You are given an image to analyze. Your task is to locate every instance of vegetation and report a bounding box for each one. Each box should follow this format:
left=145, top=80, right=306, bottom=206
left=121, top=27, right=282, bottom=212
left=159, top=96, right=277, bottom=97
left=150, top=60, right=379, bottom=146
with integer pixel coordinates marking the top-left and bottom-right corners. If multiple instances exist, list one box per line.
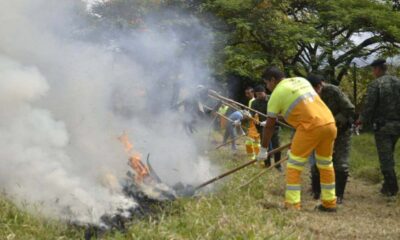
left=2, top=1, right=400, bottom=239
left=1, top=131, right=399, bottom=239
left=202, top=0, right=400, bottom=85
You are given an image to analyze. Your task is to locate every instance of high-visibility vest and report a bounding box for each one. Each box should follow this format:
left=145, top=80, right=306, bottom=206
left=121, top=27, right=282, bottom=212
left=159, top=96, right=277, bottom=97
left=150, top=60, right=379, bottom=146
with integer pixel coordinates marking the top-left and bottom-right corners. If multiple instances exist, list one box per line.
left=247, top=98, right=259, bottom=139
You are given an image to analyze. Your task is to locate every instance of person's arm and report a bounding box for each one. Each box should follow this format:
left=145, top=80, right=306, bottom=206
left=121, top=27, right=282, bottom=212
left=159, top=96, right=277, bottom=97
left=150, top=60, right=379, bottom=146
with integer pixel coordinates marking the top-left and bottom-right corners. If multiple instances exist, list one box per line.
left=360, top=81, right=379, bottom=127
left=335, top=87, right=356, bottom=128
left=262, top=117, right=277, bottom=148
left=259, top=90, right=281, bottom=154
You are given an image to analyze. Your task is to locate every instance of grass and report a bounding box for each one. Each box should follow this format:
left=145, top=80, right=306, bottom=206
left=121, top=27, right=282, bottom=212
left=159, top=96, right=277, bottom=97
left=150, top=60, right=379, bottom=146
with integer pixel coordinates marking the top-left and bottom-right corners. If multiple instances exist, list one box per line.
left=1, top=130, right=400, bottom=239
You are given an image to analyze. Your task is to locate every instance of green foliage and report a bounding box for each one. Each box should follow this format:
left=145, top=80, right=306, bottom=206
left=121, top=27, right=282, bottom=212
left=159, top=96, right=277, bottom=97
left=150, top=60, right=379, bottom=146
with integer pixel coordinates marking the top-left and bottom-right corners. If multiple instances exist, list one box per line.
left=203, top=0, right=400, bottom=86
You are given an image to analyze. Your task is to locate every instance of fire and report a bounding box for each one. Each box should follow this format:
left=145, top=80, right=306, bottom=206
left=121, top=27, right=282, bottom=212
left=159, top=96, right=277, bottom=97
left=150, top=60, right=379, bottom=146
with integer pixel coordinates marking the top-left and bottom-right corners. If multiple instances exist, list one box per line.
left=118, top=133, right=149, bottom=183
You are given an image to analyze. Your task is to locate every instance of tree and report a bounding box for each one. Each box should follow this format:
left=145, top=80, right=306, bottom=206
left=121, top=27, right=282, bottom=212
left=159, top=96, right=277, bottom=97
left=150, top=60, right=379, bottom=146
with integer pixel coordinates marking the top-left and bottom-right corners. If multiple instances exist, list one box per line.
left=203, top=0, right=400, bottom=84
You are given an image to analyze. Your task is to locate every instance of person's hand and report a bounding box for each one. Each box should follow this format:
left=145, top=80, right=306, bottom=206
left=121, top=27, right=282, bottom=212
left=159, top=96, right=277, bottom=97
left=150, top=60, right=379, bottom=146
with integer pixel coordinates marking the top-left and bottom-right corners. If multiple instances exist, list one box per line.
left=233, top=120, right=241, bottom=127
left=256, top=147, right=269, bottom=161
left=335, top=113, right=348, bottom=128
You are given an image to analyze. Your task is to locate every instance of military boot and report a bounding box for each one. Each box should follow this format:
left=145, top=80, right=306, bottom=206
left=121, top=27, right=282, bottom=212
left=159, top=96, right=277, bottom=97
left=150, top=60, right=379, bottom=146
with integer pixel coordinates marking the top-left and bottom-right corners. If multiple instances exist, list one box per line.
left=381, top=170, right=399, bottom=197
left=335, top=171, right=348, bottom=204
left=310, top=165, right=321, bottom=200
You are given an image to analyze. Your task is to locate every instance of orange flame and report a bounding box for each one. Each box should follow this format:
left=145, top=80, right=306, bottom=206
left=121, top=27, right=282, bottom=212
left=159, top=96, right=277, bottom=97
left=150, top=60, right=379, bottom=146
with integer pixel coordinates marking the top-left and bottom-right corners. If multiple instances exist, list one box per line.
left=119, top=133, right=149, bottom=183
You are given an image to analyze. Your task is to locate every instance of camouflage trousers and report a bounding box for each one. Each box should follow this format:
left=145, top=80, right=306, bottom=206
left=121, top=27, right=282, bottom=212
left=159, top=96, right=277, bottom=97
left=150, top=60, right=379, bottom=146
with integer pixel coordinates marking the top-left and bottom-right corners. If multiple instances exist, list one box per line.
left=331, top=128, right=351, bottom=173
left=374, top=132, right=400, bottom=172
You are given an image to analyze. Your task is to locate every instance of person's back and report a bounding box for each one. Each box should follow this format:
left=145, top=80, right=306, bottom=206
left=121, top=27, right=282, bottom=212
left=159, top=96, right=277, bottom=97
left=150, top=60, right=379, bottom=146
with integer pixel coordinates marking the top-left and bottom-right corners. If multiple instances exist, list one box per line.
left=268, top=77, right=334, bottom=130
left=228, top=110, right=243, bottom=122
left=320, top=84, right=355, bottom=125
left=365, top=75, right=400, bottom=128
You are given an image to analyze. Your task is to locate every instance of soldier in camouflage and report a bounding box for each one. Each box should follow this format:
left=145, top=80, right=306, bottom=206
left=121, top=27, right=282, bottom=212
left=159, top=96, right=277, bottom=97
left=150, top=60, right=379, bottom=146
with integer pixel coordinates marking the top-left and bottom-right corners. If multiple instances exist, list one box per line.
left=360, top=59, right=400, bottom=197
left=307, top=74, right=355, bottom=204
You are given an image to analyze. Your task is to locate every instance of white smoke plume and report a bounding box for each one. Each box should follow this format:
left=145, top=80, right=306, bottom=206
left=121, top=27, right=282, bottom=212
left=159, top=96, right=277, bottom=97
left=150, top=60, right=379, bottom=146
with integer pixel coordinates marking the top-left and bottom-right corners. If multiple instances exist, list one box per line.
left=0, top=0, right=216, bottom=224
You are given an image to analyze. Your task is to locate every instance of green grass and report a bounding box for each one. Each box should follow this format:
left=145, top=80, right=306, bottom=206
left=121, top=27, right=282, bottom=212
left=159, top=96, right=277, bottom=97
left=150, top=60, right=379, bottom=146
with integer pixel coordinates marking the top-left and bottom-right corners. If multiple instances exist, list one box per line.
left=349, top=133, right=400, bottom=183
left=1, top=131, right=400, bottom=239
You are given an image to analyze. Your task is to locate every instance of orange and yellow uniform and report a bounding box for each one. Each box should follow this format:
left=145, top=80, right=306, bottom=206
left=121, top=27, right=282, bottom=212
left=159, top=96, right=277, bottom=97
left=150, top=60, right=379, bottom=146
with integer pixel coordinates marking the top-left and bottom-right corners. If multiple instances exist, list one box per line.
left=245, top=98, right=260, bottom=159
left=268, top=77, right=337, bottom=209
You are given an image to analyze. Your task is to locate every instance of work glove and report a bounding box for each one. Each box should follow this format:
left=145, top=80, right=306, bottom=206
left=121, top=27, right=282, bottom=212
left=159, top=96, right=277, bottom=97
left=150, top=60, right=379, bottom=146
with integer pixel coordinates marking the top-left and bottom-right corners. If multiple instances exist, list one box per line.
left=256, top=147, right=269, bottom=161
left=233, top=120, right=241, bottom=127
left=259, top=121, right=266, bottom=127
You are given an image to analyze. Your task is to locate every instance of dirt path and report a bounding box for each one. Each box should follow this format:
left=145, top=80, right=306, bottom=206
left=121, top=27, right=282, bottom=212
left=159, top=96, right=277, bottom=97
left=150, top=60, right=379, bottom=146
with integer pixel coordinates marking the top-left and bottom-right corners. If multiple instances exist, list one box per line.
left=261, top=171, right=400, bottom=239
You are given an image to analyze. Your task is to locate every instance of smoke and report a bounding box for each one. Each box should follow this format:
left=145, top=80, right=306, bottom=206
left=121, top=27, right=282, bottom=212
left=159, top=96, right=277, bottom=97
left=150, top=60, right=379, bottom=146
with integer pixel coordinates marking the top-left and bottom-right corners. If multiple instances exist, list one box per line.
left=0, top=0, right=216, bottom=224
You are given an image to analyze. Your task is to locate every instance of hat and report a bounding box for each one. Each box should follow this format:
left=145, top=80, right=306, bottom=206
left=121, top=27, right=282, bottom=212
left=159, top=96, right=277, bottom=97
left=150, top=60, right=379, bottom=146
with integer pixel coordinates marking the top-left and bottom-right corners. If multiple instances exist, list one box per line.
left=370, top=58, right=386, bottom=67
left=306, top=74, right=324, bottom=87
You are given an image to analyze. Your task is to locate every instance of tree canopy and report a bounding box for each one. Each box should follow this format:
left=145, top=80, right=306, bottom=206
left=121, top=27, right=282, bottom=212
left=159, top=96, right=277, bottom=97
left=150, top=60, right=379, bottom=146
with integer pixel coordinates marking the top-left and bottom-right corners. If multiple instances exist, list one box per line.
left=203, top=0, right=400, bottom=84
left=91, top=0, right=400, bottom=88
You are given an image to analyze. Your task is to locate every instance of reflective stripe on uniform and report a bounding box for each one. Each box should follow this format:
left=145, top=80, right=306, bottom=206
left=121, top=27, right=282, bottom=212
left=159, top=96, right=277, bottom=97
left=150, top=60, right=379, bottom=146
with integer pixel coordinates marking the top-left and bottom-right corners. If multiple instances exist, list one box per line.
left=321, top=183, right=335, bottom=190
left=286, top=185, right=301, bottom=191
left=316, top=159, right=331, bottom=166
left=287, top=152, right=307, bottom=170
left=284, top=92, right=317, bottom=119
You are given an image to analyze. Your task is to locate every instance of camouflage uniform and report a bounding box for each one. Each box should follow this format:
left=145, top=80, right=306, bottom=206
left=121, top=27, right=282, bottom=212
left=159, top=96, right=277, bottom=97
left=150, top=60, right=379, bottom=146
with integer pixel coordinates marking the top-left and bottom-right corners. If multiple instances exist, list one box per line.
left=361, top=74, right=400, bottom=196
left=311, top=83, right=355, bottom=201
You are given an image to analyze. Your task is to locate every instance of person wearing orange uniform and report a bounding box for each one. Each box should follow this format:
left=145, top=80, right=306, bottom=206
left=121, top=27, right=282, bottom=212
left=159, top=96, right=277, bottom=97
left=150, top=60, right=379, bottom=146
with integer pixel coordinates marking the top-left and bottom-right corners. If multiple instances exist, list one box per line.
left=257, top=67, right=337, bottom=212
left=244, top=87, right=260, bottom=160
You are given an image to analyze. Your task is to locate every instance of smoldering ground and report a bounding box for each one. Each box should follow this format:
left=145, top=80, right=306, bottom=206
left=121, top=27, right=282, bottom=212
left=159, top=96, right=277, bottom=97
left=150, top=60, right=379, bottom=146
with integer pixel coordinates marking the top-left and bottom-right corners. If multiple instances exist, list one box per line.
left=0, top=0, right=217, bottom=225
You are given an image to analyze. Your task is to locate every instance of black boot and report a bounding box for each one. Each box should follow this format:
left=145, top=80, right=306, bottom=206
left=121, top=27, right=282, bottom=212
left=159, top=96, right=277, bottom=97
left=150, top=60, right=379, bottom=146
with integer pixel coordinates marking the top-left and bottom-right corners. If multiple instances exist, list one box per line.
left=335, top=171, right=348, bottom=204
left=264, top=156, right=272, bottom=168
left=310, top=165, right=321, bottom=200
left=381, top=170, right=399, bottom=196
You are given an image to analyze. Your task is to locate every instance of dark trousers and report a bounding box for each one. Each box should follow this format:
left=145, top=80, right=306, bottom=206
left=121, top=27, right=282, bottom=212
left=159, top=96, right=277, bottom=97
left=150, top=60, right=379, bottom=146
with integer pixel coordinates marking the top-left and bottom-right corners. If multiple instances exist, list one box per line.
left=223, top=123, right=238, bottom=150
left=374, top=133, right=400, bottom=172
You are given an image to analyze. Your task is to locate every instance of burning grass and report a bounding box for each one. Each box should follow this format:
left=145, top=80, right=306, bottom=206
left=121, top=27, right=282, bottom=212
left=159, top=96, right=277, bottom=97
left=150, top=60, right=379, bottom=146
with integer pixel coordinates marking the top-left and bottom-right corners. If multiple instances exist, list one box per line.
left=1, top=131, right=400, bottom=239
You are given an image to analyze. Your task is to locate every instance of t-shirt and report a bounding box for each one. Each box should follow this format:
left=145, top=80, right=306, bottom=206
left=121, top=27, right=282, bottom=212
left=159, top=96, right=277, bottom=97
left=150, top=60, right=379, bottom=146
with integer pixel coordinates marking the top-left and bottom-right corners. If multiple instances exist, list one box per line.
left=228, top=111, right=243, bottom=122
left=251, top=97, right=268, bottom=122
left=267, top=77, right=334, bottom=130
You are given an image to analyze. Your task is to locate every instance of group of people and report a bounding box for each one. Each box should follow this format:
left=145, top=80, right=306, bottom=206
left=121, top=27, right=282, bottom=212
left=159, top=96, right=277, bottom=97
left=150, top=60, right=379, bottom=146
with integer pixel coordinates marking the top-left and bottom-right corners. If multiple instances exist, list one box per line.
left=217, top=58, right=400, bottom=212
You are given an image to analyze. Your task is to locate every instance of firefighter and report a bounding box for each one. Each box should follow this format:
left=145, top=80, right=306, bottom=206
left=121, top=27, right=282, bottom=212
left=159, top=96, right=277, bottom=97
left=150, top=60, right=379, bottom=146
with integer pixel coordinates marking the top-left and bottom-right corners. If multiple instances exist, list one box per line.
left=257, top=67, right=337, bottom=212
left=244, top=86, right=260, bottom=160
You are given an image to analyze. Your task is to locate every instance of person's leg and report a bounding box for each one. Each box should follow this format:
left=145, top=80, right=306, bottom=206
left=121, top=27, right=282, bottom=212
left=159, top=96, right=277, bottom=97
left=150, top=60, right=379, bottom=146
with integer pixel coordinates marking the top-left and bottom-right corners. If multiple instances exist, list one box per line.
left=222, top=124, right=231, bottom=144
left=315, top=123, right=337, bottom=210
left=231, top=126, right=238, bottom=151
left=245, top=138, right=255, bottom=159
left=253, top=136, right=260, bottom=155
left=310, top=163, right=321, bottom=200
left=375, top=133, right=399, bottom=196
left=333, top=129, right=351, bottom=203
left=285, top=128, right=318, bottom=209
